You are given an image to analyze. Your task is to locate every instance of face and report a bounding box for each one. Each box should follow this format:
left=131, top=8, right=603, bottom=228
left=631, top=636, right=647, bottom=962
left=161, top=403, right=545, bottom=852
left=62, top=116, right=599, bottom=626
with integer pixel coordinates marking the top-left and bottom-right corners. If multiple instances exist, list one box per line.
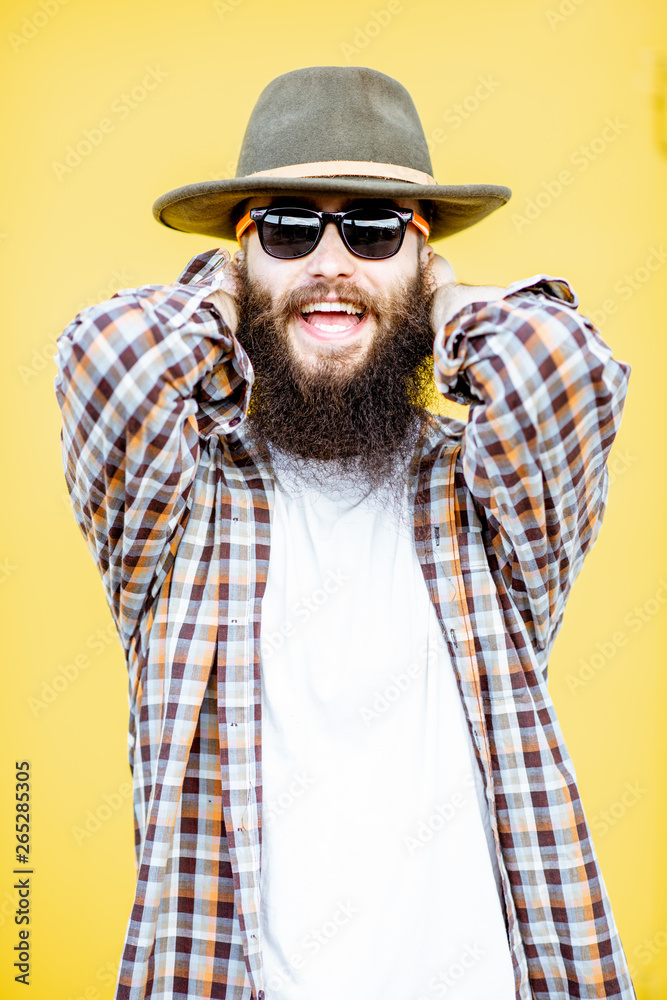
left=233, top=193, right=438, bottom=495
left=240, top=194, right=434, bottom=372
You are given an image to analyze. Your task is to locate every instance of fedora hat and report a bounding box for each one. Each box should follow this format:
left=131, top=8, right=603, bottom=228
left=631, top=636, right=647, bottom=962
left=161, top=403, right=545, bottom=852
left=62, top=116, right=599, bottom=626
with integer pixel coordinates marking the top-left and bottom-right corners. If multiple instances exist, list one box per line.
left=152, top=66, right=511, bottom=243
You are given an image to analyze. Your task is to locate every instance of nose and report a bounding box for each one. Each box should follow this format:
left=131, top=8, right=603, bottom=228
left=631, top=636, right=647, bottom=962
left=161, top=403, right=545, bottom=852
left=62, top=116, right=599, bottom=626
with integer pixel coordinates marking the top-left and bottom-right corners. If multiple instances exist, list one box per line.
left=304, top=221, right=356, bottom=280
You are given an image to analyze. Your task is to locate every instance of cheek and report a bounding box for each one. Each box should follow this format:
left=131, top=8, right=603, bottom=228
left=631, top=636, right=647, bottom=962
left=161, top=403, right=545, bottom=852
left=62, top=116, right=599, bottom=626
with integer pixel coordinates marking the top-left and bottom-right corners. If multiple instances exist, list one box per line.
left=245, top=236, right=264, bottom=278
left=363, top=263, right=413, bottom=300
left=246, top=239, right=303, bottom=297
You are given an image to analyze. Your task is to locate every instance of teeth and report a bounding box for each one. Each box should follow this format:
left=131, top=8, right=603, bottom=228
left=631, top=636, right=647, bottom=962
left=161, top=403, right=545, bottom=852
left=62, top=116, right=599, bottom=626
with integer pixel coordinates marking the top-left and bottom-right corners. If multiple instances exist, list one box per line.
left=301, top=301, right=363, bottom=315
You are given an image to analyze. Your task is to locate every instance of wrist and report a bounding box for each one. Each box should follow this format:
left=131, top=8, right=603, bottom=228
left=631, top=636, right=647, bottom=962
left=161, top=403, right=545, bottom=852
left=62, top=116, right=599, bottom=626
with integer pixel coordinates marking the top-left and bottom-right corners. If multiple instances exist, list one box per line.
left=431, top=283, right=507, bottom=330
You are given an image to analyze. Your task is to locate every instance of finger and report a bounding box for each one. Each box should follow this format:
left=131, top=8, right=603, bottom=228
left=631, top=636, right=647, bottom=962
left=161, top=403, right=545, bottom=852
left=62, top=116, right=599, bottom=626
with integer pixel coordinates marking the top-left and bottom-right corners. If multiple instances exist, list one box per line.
left=227, top=253, right=245, bottom=285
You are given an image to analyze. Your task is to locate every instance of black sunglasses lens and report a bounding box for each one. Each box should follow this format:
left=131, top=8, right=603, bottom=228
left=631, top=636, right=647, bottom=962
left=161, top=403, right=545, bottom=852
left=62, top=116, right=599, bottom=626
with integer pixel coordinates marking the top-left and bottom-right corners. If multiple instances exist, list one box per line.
left=341, top=210, right=404, bottom=258
left=261, top=208, right=321, bottom=258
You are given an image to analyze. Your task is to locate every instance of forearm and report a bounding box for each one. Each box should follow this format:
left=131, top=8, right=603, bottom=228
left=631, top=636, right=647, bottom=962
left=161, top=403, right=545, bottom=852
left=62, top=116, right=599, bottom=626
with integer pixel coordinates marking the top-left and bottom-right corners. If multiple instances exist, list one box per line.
left=53, top=248, right=252, bottom=644
left=432, top=277, right=631, bottom=647
left=433, top=279, right=630, bottom=457
left=55, top=278, right=250, bottom=440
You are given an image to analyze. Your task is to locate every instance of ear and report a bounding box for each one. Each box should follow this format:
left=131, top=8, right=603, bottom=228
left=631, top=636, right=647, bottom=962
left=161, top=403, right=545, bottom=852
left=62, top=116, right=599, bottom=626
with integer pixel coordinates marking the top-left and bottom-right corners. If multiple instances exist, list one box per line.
left=419, top=242, right=435, bottom=270
left=232, top=247, right=248, bottom=275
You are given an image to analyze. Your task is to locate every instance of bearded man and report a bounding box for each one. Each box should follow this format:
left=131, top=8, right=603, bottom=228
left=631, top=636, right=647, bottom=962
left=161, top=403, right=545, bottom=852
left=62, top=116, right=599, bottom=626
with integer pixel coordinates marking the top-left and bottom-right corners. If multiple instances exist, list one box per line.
left=55, top=66, right=636, bottom=1000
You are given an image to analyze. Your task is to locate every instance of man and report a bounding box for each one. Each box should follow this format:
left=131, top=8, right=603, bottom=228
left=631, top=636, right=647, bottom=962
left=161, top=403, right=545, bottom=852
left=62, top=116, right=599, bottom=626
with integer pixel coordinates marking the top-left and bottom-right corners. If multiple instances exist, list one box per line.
left=55, top=66, right=636, bottom=1000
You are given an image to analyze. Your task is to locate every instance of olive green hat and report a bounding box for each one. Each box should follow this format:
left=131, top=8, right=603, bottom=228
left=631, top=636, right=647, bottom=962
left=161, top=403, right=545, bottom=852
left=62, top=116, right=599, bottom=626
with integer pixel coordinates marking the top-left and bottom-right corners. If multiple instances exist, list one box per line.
left=152, top=65, right=511, bottom=242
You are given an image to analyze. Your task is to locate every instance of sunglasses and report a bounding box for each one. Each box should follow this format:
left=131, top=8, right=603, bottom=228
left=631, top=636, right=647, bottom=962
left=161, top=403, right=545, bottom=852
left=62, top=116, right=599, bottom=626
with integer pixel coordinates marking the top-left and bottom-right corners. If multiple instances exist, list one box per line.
left=235, top=205, right=430, bottom=261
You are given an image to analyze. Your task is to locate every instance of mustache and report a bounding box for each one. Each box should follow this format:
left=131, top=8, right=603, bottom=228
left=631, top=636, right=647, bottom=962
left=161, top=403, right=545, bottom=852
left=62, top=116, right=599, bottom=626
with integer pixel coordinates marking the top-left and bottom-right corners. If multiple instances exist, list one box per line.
left=258, top=281, right=422, bottom=330
left=275, top=281, right=385, bottom=322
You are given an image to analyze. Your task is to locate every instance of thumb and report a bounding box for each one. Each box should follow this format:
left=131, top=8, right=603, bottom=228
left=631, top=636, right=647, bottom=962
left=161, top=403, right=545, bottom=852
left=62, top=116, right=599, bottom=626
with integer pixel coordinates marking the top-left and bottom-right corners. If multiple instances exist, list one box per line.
left=217, top=252, right=243, bottom=299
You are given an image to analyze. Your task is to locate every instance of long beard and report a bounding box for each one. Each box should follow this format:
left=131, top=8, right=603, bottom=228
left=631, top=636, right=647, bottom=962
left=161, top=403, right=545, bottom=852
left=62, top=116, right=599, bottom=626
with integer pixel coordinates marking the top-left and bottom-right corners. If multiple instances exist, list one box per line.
left=233, top=253, right=436, bottom=495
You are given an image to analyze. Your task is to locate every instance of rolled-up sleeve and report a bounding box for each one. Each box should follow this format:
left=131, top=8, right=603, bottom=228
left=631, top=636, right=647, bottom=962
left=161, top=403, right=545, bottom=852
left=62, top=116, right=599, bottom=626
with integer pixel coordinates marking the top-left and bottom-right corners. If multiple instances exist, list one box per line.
left=433, top=275, right=631, bottom=654
left=54, top=248, right=253, bottom=651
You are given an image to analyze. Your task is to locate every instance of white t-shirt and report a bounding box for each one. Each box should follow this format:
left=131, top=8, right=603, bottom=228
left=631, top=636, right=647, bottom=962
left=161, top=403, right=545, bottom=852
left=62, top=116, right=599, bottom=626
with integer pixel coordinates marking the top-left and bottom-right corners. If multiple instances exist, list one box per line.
left=259, top=455, right=517, bottom=1000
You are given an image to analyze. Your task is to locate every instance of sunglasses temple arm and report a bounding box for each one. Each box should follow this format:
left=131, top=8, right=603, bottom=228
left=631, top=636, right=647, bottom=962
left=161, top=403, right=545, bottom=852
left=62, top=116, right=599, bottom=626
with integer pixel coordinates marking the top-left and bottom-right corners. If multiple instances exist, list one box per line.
left=235, top=210, right=254, bottom=243
left=411, top=212, right=430, bottom=239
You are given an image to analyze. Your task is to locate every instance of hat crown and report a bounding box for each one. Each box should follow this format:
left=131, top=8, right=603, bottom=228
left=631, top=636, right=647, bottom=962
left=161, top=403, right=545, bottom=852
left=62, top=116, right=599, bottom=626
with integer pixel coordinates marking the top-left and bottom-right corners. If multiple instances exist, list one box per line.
left=235, top=66, right=434, bottom=178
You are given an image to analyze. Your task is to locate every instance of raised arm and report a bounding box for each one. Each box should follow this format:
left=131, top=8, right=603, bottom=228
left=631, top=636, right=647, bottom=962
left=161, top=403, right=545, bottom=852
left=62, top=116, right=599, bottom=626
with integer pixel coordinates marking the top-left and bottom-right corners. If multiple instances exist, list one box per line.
left=430, top=269, right=631, bottom=657
left=54, top=248, right=252, bottom=651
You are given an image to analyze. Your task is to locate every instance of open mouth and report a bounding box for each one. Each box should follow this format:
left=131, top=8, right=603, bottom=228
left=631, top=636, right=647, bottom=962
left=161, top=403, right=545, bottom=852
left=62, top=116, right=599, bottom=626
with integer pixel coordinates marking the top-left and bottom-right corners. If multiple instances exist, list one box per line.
left=296, top=300, right=368, bottom=341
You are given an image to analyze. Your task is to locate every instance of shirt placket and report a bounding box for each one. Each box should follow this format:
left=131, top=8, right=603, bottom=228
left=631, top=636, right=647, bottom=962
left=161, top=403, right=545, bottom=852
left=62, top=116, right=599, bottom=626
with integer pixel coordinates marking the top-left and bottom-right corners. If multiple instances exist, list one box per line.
left=413, top=434, right=532, bottom=1000
left=216, top=453, right=267, bottom=1000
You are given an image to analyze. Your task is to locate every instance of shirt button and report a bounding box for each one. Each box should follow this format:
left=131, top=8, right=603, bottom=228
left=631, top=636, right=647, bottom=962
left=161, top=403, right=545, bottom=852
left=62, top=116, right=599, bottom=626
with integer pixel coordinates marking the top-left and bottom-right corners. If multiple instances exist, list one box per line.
left=229, top=416, right=241, bottom=427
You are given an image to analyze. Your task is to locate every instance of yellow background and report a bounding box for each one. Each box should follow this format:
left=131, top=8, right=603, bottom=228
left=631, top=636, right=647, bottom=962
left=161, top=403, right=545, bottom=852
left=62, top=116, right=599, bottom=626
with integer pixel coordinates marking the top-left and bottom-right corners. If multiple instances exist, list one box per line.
left=1, top=0, right=665, bottom=996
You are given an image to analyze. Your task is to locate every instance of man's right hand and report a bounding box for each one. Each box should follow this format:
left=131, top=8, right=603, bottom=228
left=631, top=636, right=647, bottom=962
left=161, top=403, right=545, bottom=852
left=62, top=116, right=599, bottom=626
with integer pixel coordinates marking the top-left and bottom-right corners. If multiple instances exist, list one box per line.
left=203, top=250, right=243, bottom=335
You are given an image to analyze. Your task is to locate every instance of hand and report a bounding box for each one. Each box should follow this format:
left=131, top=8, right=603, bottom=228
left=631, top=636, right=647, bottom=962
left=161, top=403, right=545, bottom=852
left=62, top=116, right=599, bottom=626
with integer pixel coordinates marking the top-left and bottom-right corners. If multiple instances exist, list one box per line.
left=423, top=252, right=457, bottom=331
left=203, top=250, right=243, bottom=335
left=424, top=252, right=507, bottom=331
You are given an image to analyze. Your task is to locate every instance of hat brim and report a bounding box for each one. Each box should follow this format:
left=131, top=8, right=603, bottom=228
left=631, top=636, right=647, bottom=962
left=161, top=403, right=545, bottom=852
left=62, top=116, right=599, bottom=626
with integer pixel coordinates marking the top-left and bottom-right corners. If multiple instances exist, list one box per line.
left=152, top=176, right=511, bottom=242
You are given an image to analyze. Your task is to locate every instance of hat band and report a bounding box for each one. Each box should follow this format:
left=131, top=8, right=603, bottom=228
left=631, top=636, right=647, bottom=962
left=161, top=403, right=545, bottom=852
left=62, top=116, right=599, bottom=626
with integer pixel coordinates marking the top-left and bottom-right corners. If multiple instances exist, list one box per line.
left=245, top=160, right=436, bottom=185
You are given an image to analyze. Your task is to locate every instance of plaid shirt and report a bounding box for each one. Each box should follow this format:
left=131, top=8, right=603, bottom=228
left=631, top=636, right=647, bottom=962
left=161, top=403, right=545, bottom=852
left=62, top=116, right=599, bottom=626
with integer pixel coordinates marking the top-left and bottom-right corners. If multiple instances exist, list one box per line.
left=55, top=246, right=637, bottom=1000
